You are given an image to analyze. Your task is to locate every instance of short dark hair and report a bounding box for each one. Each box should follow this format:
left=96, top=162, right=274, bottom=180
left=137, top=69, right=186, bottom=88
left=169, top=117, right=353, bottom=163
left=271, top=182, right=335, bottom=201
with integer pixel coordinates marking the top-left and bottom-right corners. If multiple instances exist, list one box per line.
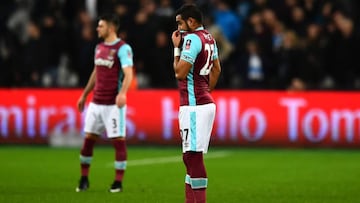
left=98, top=13, right=120, bottom=31
left=175, top=4, right=203, bottom=24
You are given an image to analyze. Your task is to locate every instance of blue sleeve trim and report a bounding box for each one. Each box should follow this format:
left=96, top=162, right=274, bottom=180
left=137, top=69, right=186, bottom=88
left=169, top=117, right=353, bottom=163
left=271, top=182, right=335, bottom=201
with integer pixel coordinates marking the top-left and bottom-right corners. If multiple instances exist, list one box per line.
left=117, top=44, right=134, bottom=68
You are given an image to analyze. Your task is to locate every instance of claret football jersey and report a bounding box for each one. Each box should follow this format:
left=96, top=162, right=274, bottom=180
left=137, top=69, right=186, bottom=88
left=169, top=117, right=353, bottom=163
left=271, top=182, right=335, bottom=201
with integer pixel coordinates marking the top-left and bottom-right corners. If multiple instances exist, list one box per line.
left=178, top=27, right=219, bottom=106
left=92, top=39, right=133, bottom=105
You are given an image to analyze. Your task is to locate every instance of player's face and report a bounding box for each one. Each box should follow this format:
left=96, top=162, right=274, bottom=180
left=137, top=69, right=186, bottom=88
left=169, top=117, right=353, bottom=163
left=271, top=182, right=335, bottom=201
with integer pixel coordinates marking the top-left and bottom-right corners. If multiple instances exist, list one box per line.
left=96, top=20, right=110, bottom=39
left=176, top=15, right=190, bottom=32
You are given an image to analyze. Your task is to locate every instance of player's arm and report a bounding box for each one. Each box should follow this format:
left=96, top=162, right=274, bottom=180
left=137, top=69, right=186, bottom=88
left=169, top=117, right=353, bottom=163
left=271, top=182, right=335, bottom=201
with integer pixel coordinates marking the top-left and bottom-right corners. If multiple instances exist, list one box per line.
left=172, top=30, right=189, bottom=80
left=78, top=67, right=96, bottom=112
left=172, top=32, right=200, bottom=80
left=116, top=44, right=134, bottom=108
left=116, top=66, right=133, bottom=107
left=173, top=59, right=192, bottom=80
left=118, top=67, right=133, bottom=95
left=209, top=58, right=221, bottom=92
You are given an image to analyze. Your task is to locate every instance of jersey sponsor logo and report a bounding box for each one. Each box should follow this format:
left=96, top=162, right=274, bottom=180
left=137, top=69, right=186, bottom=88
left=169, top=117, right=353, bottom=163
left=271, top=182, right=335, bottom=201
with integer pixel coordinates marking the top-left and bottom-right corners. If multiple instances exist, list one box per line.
left=94, top=58, right=114, bottom=68
left=185, top=39, right=191, bottom=50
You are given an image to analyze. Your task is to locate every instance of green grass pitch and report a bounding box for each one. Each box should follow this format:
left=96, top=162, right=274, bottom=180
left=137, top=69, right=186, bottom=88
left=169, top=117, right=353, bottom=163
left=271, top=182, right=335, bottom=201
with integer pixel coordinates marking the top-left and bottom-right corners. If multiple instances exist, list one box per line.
left=0, top=146, right=360, bottom=203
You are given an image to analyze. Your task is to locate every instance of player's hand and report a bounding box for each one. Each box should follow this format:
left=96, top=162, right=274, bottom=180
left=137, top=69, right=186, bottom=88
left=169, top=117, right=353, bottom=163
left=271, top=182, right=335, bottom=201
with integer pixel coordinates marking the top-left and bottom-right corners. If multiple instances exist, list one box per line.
left=77, top=96, right=86, bottom=112
left=172, top=30, right=182, bottom=48
left=116, top=93, right=126, bottom=108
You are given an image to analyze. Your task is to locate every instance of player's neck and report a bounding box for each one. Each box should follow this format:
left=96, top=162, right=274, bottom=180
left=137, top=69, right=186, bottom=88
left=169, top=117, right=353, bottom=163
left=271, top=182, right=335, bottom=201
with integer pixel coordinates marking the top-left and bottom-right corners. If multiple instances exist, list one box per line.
left=190, top=24, right=203, bottom=32
left=104, top=33, right=118, bottom=43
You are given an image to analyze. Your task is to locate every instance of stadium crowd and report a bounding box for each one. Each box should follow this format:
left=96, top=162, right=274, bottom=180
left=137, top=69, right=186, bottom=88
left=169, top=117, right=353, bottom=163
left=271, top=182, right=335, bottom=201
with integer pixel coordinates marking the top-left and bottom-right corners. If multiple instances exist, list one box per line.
left=0, top=0, right=360, bottom=90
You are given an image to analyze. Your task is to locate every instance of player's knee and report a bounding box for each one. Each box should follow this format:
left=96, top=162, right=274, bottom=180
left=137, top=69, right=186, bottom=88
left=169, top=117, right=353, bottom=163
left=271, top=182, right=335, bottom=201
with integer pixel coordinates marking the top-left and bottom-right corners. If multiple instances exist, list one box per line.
left=86, top=133, right=99, bottom=140
left=187, top=152, right=206, bottom=177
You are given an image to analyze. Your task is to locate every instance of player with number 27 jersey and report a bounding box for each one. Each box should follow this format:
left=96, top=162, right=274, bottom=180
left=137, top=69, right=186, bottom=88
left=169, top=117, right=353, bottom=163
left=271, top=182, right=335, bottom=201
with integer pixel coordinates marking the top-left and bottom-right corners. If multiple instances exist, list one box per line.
left=172, top=4, right=222, bottom=202
left=179, top=27, right=219, bottom=106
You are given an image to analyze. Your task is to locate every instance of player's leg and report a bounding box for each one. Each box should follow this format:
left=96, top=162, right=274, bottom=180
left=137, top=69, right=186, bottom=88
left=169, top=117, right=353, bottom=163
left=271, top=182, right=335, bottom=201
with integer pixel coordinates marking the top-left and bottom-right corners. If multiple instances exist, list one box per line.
left=76, top=133, right=98, bottom=192
left=76, top=103, right=104, bottom=192
left=183, top=104, right=216, bottom=203
left=186, top=151, right=207, bottom=203
left=183, top=152, right=195, bottom=203
left=179, top=106, right=196, bottom=202
left=105, top=105, right=127, bottom=192
left=109, top=137, right=127, bottom=192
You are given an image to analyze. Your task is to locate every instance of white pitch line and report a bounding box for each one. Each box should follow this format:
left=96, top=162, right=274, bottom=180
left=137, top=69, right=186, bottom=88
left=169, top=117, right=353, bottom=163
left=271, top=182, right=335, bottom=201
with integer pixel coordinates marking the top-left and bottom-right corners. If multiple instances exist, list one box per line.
left=106, top=151, right=230, bottom=167
left=127, top=155, right=181, bottom=166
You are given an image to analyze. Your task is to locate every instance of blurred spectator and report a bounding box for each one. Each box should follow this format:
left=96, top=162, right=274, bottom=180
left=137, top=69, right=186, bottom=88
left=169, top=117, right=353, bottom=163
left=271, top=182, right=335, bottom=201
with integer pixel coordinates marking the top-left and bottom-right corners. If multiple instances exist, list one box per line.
left=261, top=8, right=283, bottom=52
left=207, top=18, right=233, bottom=62
left=0, top=0, right=15, bottom=35
left=237, top=40, right=271, bottom=89
left=301, top=23, right=326, bottom=89
left=1, top=0, right=360, bottom=90
left=20, top=20, right=49, bottom=87
left=156, top=0, right=174, bottom=17
left=127, top=7, right=154, bottom=88
left=326, top=11, right=360, bottom=90
left=303, top=0, right=320, bottom=23
left=289, top=6, right=307, bottom=37
left=316, top=1, right=333, bottom=25
left=237, top=11, right=273, bottom=60
left=147, top=30, right=176, bottom=88
left=273, top=0, right=299, bottom=28
left=274, top=30, right=304, bottom=89
left=206, top=15, right=234, bottom=88
left=271, top=22, right=285, bottom=52
left=6, top=0, right=32, bottom=44
left=288, top=77, right=306, bottom=91
left=0, top=38, right=13, bottom=87
left=40, top=13, right=67, bottom=87
left=212, top=0, right=242, bottom=44
left=74, top=21, right=97, bottom=87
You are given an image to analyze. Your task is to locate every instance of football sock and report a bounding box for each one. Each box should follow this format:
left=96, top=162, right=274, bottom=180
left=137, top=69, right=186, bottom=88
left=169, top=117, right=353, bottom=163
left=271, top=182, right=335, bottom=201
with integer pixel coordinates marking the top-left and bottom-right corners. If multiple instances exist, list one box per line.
left=80, top=137, right=96, bottom=177
left=113, top=138, right=127, bottom=181
left=188, top=152, right=207, bottom=203
left=193, top=188, right=206, bottom=203
left=183, top=153, right=195, bottom=202
left=185, top=183, right=195, bottom=203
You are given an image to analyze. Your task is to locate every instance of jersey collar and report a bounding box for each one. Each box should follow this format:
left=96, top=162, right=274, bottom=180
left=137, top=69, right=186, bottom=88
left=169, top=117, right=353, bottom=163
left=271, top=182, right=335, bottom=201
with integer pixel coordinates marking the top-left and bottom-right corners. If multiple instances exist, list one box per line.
left=104, top=38, right=121, bottom=45
left=195, top=26, right=204, bottom=31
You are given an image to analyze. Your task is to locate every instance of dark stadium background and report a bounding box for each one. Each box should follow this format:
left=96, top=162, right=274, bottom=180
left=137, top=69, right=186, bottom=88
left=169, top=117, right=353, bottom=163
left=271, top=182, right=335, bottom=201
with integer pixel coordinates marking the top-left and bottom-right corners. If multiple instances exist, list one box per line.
left=1, top=0, right=360, bottom=90
left=1, top=1, right=360, bottom=202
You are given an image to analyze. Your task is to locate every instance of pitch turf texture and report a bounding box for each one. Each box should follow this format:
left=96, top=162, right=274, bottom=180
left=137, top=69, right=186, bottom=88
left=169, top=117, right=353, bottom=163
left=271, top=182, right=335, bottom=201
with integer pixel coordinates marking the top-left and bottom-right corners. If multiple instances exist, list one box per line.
left=0, top=146, right=359, bottom=203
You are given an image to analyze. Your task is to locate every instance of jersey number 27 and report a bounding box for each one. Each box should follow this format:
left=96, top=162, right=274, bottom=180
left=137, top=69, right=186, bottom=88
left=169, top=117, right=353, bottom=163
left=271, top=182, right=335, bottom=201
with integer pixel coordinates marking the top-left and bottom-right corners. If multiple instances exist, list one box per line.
left=199, top=43, right=215, bottom=76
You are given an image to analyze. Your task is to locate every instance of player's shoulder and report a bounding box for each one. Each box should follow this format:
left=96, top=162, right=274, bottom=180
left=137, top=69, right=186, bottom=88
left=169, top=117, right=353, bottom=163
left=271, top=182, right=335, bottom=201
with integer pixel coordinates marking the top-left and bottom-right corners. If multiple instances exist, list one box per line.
left=117, top=41, right=133, bottom=59
left=119, top=43, right=132, bottom=53
left=197, top=29, right=215, bottom=41
left=118, top=39, right=132, bottom=49
left=183, top=32, right=201, bottom=40
left=185, top=30, right=214, bottom=42
left=183, top=33, right=202, bottom=47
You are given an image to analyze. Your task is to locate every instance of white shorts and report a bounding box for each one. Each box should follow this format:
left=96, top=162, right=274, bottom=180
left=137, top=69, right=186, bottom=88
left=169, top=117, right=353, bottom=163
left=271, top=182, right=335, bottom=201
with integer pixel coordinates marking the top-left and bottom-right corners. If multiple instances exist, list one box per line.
left=84, top=102, right=126, bottom=138
left=178, top=103, right=216, bottom=153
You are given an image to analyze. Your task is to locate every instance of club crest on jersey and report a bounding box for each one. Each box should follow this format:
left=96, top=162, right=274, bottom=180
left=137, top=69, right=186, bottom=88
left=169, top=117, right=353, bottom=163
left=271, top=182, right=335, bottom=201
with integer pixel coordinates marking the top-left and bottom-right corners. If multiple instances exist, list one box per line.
left=108, top=49, right=116, bottom=60
left=185, top=39, right=191, bottom=50
left=203, top=33, right=212, bottom=40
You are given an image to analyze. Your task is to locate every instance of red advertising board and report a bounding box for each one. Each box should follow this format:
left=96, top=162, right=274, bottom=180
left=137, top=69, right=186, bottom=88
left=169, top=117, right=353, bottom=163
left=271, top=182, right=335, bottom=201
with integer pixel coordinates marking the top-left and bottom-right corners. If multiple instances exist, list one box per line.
left=1, top=89, right=360, bottom=147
